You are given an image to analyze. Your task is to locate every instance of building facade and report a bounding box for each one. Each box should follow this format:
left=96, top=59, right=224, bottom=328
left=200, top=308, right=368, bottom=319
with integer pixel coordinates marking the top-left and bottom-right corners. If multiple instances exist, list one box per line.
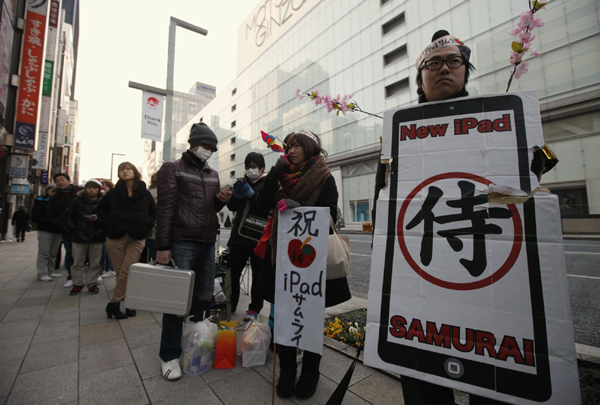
left=176, top=0, right=600, bottom=232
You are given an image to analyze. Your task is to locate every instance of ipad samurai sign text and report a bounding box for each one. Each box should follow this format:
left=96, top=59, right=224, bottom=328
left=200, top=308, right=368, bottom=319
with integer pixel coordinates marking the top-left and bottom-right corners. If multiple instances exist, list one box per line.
left=365, top=91, right=580, bottom=404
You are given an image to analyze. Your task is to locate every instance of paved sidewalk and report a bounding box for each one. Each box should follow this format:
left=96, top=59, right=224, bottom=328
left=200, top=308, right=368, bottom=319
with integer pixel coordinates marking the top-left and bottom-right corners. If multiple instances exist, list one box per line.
left=0, top=232, right=405, bottom=405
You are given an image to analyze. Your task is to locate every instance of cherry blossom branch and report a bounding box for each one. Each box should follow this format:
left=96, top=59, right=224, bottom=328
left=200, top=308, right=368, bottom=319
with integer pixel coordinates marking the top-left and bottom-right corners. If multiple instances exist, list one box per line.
left=295, top=88, right=383, bottom=119
left=506, top=0, right=547, bottom=92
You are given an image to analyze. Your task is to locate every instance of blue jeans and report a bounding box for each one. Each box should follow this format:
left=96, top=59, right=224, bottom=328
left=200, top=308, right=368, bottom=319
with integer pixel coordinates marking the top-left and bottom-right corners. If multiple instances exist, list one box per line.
left=63, top=238, right=74, bottom=280
left=100, top=242, right=114, bottom=272
left=159, top=242, right=215, bottom=362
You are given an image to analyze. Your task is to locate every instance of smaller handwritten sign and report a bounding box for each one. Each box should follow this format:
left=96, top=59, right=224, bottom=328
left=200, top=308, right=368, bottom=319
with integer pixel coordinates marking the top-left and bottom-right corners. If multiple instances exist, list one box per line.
left=275, top=207, right=329, bottom=355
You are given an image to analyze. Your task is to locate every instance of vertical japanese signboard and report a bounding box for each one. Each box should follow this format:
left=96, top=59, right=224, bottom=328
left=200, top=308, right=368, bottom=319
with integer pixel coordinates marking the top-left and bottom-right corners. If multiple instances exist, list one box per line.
left=14, top=0, right=49, bottom=150
left=33, top=0, right=60, bottom=169
left=275, top=207, right=329, bottom=355
left=0, top=0, right=15, bottom=117
left=141, top=90, right=164, bottom=142
left=365, top=91, right=580, bottom=404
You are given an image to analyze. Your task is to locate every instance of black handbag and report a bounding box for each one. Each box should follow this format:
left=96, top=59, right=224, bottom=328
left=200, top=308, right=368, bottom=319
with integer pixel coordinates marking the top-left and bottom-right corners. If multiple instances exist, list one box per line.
left=237, top=200, right=268, bottom=242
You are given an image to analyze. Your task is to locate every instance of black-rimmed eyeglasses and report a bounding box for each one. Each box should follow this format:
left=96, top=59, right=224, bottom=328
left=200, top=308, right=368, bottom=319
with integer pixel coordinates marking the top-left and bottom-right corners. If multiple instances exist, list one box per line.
left=422, top=55, right=466, bottom=71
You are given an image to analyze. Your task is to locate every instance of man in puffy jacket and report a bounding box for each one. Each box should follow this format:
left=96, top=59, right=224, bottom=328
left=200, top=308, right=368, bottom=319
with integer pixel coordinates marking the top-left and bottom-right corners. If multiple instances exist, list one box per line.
left=156, top=122, right=231, bottom=381
left=48, top=173, right=80, bottom=288
left=32, top=183, right=62, bottom=281
left=64, top=179, right=105, bottom=295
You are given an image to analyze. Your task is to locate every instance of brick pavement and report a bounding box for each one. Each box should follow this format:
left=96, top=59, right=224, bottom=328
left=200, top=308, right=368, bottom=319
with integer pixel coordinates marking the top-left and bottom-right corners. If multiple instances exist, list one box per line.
left=0, top=231, right=405, bottom=405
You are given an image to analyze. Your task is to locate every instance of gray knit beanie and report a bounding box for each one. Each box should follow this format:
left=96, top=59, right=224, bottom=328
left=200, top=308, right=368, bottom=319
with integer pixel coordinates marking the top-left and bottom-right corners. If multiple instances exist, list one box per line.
left=188, top=122, right=218, bottom=151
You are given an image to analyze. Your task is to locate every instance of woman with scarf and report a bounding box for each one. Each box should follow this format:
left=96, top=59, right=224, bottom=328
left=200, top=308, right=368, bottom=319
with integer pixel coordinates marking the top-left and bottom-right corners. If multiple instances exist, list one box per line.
left=256, top=129, right=352, bottom=399
left=97, top=162, right=156, bottom=320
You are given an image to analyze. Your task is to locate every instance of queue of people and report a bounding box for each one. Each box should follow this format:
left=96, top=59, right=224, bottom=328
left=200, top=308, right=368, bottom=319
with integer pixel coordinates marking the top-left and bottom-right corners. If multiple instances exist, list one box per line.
left=23, top=27, right=517, bottom=404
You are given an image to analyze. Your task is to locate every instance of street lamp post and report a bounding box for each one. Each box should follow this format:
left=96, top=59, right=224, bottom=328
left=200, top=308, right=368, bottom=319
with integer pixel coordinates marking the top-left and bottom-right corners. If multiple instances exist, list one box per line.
left=163, top=17, right=208, bottom=163
left=110, top=153, right=126, bottom=182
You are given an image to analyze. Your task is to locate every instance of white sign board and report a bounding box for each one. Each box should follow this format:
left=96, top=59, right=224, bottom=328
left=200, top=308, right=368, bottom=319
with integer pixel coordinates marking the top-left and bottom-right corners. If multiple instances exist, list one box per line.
left=365, top=91, right=580, bottom=404
left=237, top=0, right=322, bottom=74
left=141, top=90, right=164, bottom=142
left=275, top=207, right=329, bottom=354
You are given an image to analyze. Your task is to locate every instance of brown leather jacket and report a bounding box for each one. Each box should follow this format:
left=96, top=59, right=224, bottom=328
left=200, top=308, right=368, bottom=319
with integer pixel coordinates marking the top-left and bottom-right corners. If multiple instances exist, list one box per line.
left=156, top=151, right=225, bottom=250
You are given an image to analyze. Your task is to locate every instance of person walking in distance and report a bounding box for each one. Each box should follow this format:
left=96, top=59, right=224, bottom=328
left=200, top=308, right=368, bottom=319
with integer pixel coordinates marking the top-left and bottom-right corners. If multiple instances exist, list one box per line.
left=11, top=206, right=29, bottom=242
left=156, top=122, right=231, bottom=381
left=97, top=162, right=156, bottom=320
left=64, top=179, right=105, bottom=295
left=226, top=152, right=268, bottom=320
left=32, top=184, right=62, bottom=281
left=48, top=173, right=80, bottom=288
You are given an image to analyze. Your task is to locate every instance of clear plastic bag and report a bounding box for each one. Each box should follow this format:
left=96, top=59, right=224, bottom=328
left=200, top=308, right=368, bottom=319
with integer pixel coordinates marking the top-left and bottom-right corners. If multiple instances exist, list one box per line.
left=240, top=318, right=272, bottom=367
left=181, top=318, right=218, bottom=375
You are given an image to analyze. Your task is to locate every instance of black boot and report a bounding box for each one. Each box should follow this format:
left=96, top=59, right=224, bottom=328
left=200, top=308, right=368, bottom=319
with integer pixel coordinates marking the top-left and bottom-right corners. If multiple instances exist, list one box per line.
left=276, top=345, right=297, bottom=398
left=295, top=350, right=321, bottom=398
left=126, top=308, right=136, bottom=317
left=105, top=302, right=128, bottom=320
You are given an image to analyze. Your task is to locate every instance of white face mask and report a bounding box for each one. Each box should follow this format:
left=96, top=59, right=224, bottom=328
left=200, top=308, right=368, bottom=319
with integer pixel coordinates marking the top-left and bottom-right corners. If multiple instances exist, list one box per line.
left=246, top=168, right=260, bottom=181
left=192, top=147, right=213, bottom=162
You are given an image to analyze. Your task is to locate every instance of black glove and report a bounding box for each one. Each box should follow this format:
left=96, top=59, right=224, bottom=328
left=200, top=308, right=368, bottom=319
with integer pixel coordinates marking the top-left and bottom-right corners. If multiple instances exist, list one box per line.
left=273, top=154, right=291, bottom=177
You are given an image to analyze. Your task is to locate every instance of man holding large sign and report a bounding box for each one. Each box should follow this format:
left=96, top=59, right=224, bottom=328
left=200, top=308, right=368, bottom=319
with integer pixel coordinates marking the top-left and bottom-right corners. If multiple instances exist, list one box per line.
left=366, top=91, right=580, bottom=403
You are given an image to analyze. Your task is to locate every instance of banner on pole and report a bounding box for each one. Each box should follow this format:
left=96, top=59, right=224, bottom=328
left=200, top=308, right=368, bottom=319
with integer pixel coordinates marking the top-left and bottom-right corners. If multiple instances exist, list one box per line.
left=365, top=91, right=580, bottom=404
left=14, top=0, right=50, bottom=150
left=141, top=90, right=164, bottom=142
left=275, top=207, right=329, bottom=355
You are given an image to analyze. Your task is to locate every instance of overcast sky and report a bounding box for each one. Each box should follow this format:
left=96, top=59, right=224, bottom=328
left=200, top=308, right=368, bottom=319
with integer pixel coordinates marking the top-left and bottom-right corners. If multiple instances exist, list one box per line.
left=76, top=1, right=258, bottom=182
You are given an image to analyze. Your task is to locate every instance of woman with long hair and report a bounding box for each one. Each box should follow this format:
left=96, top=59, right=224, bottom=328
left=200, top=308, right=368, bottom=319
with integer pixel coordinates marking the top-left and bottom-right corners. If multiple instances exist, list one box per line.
left=256, top=129, right=351, bottom=399
left=97, top=162, right=156, bottom=319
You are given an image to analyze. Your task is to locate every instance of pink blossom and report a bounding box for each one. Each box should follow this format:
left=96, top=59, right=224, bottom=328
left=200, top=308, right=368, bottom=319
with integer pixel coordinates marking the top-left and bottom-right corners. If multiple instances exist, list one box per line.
left=510, top=51, right=524, bottom=65
left=518, top=10, right=533, bottom=30
left=508, top=26, right=522, bottom=36
left=518, top=32, right=536, bottom=43
left=295, top=88, right=304, bottom=100
left=514, top=61, right=529, bottom=79
left=529, top=48, right=540, bottom=57
left=314, top=95, right=323, bottom=106
left=530, top=18, right=544, bottom=28
left=346, top=93, right=354, bottom=99
left=324, top=94, right=334, bottom=113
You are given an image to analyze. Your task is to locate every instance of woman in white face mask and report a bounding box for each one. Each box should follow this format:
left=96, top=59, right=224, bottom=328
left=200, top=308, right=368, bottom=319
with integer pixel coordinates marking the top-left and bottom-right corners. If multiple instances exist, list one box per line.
left=226, top=152, right=269, bottom=322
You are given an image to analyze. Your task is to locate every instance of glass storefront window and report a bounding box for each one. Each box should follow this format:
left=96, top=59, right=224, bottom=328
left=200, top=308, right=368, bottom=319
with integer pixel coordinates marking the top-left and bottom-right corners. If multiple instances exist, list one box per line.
left=552, top=187, right=589, bottom=217
left=350, top=200, right=370, bottom=223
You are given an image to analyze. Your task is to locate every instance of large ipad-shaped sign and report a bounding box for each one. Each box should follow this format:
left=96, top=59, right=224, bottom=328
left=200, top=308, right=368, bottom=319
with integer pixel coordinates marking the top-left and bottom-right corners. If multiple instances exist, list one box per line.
left=365, top=91, right=580, bottom=404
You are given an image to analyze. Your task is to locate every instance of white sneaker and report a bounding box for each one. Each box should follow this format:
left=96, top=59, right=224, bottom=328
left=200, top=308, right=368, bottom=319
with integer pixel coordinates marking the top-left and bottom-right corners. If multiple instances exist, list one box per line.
left=101, top=270, right=116, bottom=278
left=50, top=273, right=62, bottom=278
left=63, top=280, right=73, bottom=288
left=38, top=276, right=53, bottom=282
left=97, top=276, right=102, bottom=282
left=161, top=359, right=182, bottom=381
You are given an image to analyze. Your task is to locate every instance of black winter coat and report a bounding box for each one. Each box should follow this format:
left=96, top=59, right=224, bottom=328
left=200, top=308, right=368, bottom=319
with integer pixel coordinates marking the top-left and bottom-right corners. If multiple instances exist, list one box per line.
left=256, top=168, right=351, bottom=307
left=64, top=191, right=105, bottom=243
left=32, top=194, right=61, bottom=233
left=96, top=180, right=156, bottom=240
left=49, top=184, right=81, bottom=238
left=226, top=175, right=268, bottom=246
left=156, top=151, right=226, bottom=250
left=11, top=210, right=29, bottom=230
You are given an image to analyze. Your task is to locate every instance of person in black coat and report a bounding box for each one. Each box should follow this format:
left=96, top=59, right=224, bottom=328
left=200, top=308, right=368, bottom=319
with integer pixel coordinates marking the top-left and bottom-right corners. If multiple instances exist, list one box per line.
left=32, top=184, right=63, bottom=281
left=96, top=162, right=156, bottom=320
left=64, top=179, right=105, bottom=295
left=226, top=152, right=269, bottom=319
left=256, top=130, right=351, bottom=400
left=11, top=206, right=29, bottom=242
left=48, top=173, right=81, bottom=286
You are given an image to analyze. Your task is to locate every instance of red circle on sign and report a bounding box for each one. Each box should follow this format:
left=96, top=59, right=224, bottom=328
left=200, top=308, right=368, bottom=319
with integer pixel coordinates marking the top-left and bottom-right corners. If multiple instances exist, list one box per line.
left=397, top=172, right=522, bottom=291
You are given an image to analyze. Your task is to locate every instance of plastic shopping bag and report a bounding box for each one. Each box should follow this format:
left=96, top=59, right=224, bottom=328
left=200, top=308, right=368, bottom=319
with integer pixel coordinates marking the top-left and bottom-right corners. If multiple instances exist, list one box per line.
left=240, top=318, right=272, bottom=367
left=214, top=321, right=237, bottom=369
left=213, top=279, right=226, bottom=303
left=181, top=318, right=218, bottom=376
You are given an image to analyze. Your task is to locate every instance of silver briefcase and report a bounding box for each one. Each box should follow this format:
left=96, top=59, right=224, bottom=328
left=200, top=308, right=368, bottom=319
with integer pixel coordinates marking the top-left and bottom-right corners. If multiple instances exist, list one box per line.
left=125, top=260, right=195, bottom=316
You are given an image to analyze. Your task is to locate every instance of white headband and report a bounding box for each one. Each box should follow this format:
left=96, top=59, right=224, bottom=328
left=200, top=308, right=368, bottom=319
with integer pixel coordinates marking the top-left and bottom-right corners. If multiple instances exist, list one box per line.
left=296, top=129, right=318, bottom=144
left=415, top=35, right=465, bottom=69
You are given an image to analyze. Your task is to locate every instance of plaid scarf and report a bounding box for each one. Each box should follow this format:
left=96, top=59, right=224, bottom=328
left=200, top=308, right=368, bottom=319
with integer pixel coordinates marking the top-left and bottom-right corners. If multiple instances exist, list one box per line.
left=278, top=156, right=319, bottom=198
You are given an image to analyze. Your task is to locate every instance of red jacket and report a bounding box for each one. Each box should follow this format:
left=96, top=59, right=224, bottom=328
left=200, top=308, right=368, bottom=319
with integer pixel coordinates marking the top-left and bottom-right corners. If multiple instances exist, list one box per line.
left=156, top=151, right=225, bottom=250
